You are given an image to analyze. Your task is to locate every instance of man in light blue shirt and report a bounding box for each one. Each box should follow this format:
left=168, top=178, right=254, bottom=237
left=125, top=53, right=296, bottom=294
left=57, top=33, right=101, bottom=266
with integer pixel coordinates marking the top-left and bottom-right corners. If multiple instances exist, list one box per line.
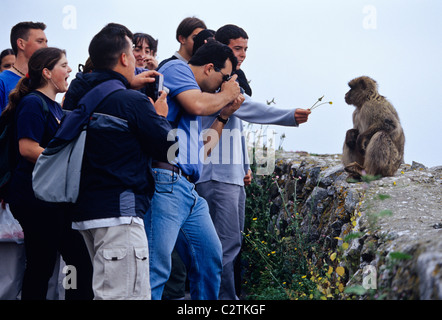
left=195, top=24, right=311, bottom=300
left=144, top=41, right=244, bottom=300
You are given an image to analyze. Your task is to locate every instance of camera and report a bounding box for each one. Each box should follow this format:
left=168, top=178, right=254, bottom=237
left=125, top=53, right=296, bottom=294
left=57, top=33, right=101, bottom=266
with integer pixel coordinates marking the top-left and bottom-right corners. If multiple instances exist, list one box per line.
left=143, top=74, right=168, bottom=101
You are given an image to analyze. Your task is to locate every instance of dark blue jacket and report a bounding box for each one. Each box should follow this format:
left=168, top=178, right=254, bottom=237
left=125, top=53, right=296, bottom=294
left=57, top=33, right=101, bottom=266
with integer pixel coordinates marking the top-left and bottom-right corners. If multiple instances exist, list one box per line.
left=64, top=70, right=175, bottom=222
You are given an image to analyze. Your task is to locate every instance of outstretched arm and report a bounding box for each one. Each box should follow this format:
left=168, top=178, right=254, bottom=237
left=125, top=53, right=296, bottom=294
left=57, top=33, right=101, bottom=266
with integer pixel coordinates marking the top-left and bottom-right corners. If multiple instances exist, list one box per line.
left=233, top=94, right=310, bottom=127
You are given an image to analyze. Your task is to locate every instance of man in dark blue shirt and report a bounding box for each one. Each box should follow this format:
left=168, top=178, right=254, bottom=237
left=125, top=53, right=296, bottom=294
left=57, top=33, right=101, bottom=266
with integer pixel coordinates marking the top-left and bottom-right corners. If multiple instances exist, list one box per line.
left=64, top=23, right=174, bottom=300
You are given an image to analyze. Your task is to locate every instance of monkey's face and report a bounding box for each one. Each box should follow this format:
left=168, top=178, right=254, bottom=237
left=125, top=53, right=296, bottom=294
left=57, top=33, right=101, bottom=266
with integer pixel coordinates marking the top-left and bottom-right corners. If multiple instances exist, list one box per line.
left=345, top=89, right=351, bottom=105
left=345, top=86, right=358, bottom=106
left=345, top=76, right=377, bottom=107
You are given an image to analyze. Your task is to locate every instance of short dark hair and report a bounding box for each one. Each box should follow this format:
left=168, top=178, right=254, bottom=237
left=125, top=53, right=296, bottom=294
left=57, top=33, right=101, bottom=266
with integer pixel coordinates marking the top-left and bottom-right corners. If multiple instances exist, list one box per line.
left=189, top=40, right=237, bottom=72
left=215, top=24, right=248, bottom=45
left=134, top=33, right=158, bottom=54
left=176, top=17, right=206, bottom=42
left=10, top=21, right=46, bottom=55
left=192, top=29, right=215, bottom=55
left=89, top=23, right=134, bottom=70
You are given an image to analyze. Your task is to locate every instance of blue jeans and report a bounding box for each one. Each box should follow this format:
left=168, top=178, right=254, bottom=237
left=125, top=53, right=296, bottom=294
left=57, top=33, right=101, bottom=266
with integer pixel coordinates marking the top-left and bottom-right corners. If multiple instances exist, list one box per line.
left=144, top=168, right=222, bottom=300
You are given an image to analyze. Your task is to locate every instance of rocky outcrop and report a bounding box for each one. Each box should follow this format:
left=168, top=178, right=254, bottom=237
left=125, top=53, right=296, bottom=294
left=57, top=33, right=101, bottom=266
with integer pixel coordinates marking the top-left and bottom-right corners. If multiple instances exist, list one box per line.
left=266, top=151, right=442, bottom=300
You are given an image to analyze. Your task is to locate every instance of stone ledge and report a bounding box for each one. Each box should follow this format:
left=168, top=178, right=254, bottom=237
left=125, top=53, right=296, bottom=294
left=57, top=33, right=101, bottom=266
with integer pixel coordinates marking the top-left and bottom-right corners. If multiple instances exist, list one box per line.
left=264, top=151, right=441, bottom=299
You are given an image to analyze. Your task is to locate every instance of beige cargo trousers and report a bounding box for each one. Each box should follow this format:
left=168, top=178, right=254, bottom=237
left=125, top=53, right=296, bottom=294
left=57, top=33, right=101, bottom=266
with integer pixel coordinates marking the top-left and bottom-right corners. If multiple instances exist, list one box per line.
left=80, top=222, right=150, bottom=300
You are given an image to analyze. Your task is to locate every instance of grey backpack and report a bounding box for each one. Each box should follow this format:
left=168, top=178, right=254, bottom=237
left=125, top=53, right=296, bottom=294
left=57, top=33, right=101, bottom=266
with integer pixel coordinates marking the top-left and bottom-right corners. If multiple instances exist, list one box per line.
left=32, top=80, right=125, bottom=203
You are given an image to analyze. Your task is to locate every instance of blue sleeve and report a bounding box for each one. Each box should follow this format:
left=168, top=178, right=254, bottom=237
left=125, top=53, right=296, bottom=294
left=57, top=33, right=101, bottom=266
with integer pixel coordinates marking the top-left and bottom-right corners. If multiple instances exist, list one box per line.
left=16, top=95, right=47, bottom=144
left=160, top=61, right=200, bottom=98
left=0, top=71, right=21, bottom=111
left=0, top=79, right=7, bottom=111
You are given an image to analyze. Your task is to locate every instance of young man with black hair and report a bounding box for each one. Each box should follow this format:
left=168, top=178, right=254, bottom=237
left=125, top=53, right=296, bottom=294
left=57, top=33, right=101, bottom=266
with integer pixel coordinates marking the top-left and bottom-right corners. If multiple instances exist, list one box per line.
left=0, top=21, right=48, bottom=111
left=214, top=24, right=251, bottom=96
left=64, top=23, right=175, bottom=300
left=144, top=41, right=244, bottom=300
left=194, top=24, right=312, bottom=299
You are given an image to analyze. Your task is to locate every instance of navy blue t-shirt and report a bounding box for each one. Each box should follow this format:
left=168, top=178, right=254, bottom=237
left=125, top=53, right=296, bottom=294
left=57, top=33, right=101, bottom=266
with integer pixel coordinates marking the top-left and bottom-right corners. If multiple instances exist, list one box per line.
left=7, top=91, right=63, bottom=204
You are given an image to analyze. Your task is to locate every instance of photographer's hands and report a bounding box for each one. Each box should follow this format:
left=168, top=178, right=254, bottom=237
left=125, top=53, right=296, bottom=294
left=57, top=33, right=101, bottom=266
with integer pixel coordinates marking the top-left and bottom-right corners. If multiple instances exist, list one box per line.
left=220, top=74, right=240, bottom=102
left=130, top=70, right=160, bottom=90
left=220, top=93, right=245, bottom=120
left=129, top=70, right=168, bottom=117
left=150, top=90, right=168, bottom=118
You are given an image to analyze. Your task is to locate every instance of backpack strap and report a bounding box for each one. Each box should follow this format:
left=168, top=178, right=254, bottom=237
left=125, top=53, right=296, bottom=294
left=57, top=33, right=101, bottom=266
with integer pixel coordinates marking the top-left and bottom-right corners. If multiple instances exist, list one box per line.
left=78, top=79, right=126, bottom=115
left=53, top=80, right=126, bottom=141
left=156, top=55, right=179, bottom=71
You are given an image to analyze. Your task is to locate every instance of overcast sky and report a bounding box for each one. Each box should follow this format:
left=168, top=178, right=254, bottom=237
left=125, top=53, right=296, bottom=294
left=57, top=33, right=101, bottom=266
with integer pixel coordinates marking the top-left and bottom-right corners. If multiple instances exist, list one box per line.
left=2, top=0, right=441, bottom=167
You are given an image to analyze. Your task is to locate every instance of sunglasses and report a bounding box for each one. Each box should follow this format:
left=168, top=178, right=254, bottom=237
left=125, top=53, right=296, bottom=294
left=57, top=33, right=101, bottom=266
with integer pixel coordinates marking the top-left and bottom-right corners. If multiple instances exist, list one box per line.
left=214, top=66, right=232, bottom=82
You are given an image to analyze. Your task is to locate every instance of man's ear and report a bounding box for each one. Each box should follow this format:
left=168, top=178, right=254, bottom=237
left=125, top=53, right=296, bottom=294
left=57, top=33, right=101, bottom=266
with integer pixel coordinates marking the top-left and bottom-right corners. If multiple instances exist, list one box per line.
left=17, top=38, right=26, bottom=51
left=120, top=52, right=129, bottom=67
left=178, top=35, right=186, bottom=45
left=203, top=63, right=214, bottom=76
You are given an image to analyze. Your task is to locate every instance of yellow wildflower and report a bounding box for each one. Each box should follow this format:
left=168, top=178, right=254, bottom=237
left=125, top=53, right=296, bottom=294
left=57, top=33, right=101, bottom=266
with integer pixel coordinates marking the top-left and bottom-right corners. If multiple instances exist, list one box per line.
left=336, top=266, right=345, bottom=277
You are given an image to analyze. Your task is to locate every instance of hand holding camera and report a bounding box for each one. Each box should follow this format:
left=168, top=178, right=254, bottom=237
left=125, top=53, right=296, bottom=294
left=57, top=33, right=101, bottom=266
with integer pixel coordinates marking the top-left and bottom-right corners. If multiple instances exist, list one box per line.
left=130, top=70, right=159, bottom=90
left=152, top=90, right=168, bottom=118
left=143, top=73, right=168, bottom=101
left=220, top=74, right=240, bottom=103
left=130, top=70, right=169, bottom=116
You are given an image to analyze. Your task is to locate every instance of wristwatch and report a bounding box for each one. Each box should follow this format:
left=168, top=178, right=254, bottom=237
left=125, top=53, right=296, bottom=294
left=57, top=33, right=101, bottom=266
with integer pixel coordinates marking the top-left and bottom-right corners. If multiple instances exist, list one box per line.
left=217, top=114, right=229, bottom=124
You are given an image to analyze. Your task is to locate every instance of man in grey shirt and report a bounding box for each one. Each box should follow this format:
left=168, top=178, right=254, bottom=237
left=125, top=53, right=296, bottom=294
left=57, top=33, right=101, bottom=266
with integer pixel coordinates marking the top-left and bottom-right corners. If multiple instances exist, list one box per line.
left=195, top=24, right=311, bottom=300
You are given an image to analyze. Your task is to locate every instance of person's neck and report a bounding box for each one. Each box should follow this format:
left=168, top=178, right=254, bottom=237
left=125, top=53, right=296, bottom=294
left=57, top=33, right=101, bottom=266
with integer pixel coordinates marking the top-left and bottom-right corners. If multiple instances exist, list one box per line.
left=176, top=48, right=191, bottom=63
left=10, top=54, right=28, bottom=77
left=37, top=85, right=57, bottom=101
left=112, top=65, right=131, bottom=85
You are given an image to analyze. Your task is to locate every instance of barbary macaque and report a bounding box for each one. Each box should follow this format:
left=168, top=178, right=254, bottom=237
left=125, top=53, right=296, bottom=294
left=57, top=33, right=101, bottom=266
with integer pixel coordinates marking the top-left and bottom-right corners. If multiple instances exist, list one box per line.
left=342, top=76, right=405, bottom=179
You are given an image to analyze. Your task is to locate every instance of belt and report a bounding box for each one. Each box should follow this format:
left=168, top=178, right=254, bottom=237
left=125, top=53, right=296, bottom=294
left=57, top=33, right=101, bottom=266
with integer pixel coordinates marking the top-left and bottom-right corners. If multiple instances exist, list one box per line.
left=152, top=161, right=193, bottom=183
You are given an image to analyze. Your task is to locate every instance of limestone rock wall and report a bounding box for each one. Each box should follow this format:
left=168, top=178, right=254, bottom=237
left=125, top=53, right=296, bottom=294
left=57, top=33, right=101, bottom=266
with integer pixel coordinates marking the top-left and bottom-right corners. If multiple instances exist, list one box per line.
left=266, top=151, right=442, bottom=299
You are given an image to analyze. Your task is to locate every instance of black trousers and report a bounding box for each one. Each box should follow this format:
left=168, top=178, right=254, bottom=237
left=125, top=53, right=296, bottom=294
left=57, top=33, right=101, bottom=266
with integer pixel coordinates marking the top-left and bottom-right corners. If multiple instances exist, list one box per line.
left=10, top=200, right=93, bottom=300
